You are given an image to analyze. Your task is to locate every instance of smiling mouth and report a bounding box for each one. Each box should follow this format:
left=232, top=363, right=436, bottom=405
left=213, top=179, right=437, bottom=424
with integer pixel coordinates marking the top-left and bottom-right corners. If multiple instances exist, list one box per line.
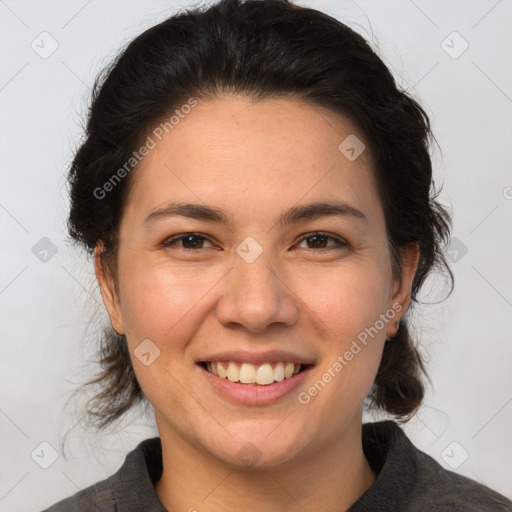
left=198, top=361, right=312, bottom=385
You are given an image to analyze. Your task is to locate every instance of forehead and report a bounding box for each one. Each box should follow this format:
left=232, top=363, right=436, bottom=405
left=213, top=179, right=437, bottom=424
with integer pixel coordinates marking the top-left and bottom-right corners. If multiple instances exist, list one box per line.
left=123, top=94, right=379, bottom=224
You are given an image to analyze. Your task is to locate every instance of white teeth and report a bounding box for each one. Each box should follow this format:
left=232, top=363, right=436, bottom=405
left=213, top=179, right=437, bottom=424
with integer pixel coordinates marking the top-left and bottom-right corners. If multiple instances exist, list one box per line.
left=274, top=362, right=285, bottom=382
left=256, top=363, right=274, bottom=385
left=226, top=362, right=240, bottom=382
left=239, top=363, right=256, bottom=384
left=217, top=362, right=227, bottom=379
left=206, top=361, right=302, bottom=385
left=284, top=362, right=295, bottom=379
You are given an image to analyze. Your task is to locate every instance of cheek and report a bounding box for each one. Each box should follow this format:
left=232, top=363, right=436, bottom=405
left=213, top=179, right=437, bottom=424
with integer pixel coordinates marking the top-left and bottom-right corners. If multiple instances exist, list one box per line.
left=116, top=261, right=225, bottom=413
left=117, top=257, right=223, bottom=353
left=291, top=259, right=391, bottom=397
left=292, top=258, right=393, bottom=339
left=295, top=267, right=389, bottom=428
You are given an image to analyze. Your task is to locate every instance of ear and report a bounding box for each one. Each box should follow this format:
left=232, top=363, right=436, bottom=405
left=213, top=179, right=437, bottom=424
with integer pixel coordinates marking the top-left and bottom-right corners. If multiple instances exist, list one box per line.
left=387, top=243, right=420, bottom=339
left=94, top=242, right=125, bottom=335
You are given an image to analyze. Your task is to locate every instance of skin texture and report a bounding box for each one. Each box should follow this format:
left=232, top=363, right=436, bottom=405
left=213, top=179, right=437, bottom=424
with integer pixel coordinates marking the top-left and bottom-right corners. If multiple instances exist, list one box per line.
left=95, top=95, right=419, bottom=512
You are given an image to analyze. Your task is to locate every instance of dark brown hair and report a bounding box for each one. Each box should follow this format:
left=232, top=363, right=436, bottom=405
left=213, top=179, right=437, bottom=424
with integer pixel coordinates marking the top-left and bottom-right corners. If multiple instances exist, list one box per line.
left=67, top=0, right=452, bottom=429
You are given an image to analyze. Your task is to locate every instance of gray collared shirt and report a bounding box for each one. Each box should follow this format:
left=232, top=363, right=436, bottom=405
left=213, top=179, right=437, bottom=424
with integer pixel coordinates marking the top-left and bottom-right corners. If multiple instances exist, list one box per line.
left=41, top=421, right=512, bottom=511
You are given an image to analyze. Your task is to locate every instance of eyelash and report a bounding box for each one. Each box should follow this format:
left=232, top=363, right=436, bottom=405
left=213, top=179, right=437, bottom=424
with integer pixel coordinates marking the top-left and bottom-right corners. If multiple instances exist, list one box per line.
left=162, top=232, right=348, bottom=251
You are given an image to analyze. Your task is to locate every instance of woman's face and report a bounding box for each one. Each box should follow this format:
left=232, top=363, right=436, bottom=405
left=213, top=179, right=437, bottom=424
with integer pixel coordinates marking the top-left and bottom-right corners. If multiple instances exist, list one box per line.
left=96, top=95, right=417, bottom=468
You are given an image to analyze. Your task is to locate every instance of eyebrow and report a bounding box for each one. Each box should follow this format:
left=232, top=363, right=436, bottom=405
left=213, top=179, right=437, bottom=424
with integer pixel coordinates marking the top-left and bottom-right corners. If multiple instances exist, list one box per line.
left=142, top=200, right=367, bottom=228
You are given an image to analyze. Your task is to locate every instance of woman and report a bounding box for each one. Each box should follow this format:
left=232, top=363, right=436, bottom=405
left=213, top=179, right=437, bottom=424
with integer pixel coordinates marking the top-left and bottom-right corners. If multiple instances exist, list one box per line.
left=43, top=0, right=512, bottom=510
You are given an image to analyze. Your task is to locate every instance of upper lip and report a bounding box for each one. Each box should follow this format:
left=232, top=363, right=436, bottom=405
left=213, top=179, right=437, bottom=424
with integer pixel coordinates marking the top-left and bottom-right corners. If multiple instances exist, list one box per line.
left=197, top=350, right=316, bottom=366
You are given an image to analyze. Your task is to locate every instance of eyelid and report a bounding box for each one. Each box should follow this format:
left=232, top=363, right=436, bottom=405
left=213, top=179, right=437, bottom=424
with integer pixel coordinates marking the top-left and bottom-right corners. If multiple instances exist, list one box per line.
left=162, top=231, right=348, bottom=250
left=162, top=233, right=215, bottom=249
left=295, top=231, right=348, bottom=248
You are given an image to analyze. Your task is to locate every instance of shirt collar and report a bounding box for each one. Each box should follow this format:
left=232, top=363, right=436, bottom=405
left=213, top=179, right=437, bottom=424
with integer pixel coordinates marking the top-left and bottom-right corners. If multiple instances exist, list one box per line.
left=348, top=420, right=420, bottom=511
left=110, top=420, right=416, bottom=511
left=112, top=436, right=166, bottom=511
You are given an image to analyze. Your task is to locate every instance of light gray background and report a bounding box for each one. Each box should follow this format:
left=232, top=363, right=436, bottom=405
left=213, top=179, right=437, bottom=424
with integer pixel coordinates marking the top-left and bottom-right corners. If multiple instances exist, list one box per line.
left=1, top=0, right=511, bottom=510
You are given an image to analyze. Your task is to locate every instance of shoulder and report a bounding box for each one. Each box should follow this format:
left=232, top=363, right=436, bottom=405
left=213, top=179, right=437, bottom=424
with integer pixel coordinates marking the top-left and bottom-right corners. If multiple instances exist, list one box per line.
left=40, top=437, right=164, bottom=512
left=358, top=421, right=512, bottom=512
left=40, top=477, right=115, bottom=512
left=412, top=448, right=512, bottom=511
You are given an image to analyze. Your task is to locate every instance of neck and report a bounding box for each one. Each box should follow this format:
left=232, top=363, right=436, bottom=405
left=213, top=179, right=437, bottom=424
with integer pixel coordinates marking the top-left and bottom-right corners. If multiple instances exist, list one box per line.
left=154, top=417, right=376, bottom=512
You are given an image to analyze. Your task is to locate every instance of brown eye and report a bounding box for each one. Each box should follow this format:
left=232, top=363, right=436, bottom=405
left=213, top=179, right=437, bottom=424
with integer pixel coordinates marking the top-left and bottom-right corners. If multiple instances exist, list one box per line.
left=163, top=234, right=213, bottom=249
left=297, top=232, right=347, bottom=249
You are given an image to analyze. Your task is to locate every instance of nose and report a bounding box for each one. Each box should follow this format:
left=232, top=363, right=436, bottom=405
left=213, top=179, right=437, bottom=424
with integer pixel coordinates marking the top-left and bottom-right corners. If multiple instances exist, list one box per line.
left=215, top=253, right=300, bottom=333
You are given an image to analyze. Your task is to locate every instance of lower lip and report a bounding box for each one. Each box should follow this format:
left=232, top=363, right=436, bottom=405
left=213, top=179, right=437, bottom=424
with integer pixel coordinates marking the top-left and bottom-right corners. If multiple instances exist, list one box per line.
left=199, top=364, right=314, bottom=405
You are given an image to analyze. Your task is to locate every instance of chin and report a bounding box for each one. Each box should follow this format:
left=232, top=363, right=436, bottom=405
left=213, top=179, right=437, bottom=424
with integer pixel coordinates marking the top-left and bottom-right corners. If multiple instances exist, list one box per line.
left=206, top=428, right=307, bottom=470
